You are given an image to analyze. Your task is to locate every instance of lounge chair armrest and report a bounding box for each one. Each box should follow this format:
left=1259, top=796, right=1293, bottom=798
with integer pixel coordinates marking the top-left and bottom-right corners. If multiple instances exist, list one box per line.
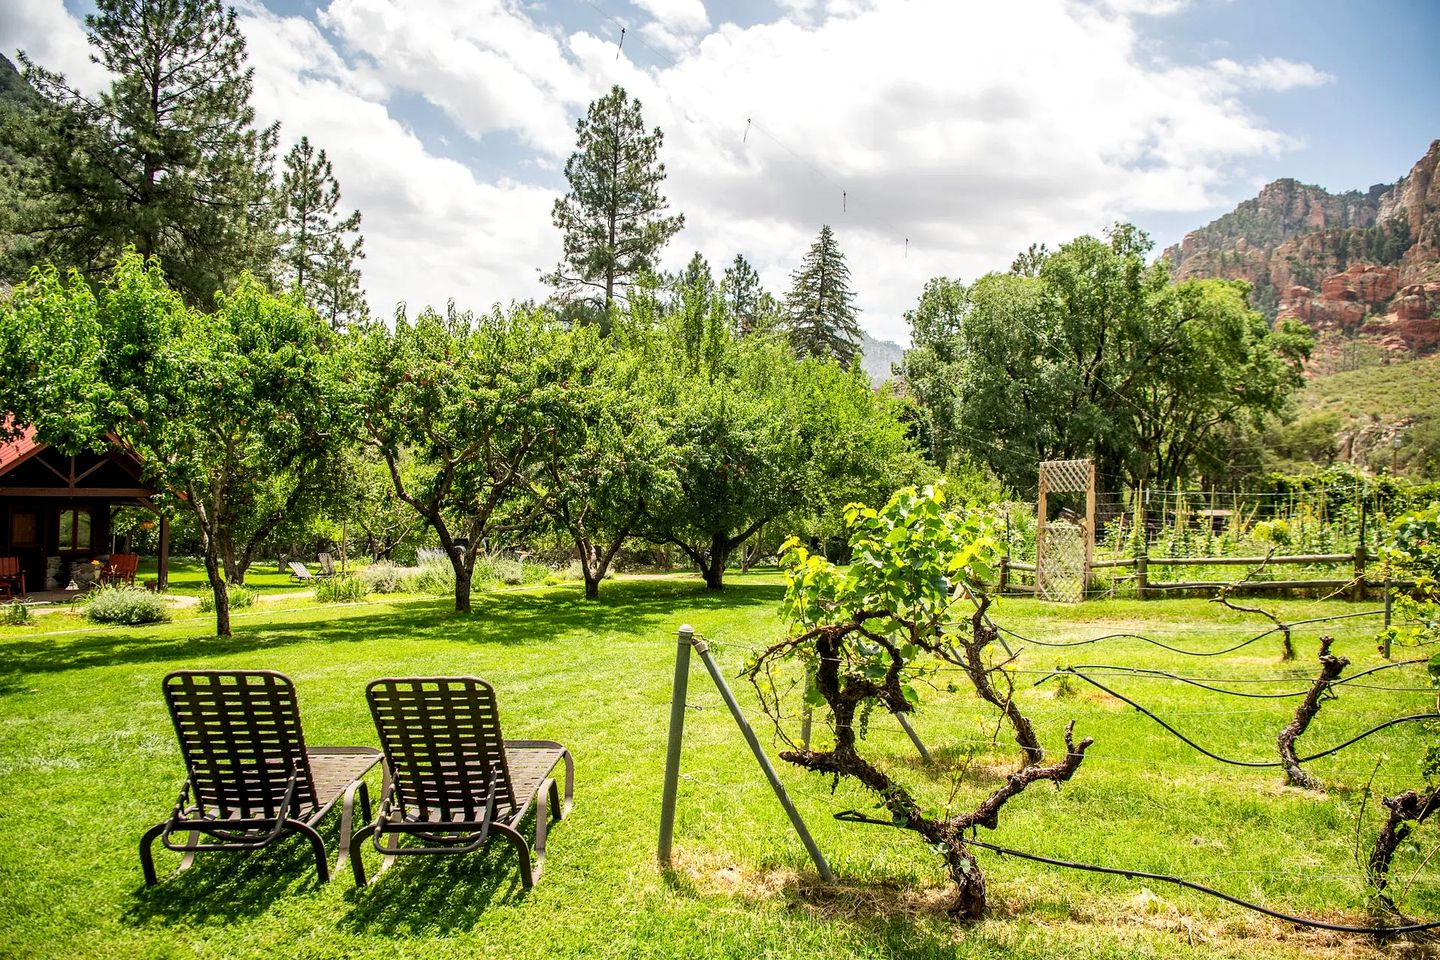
left=161, top=775, right=299, bottom=852
left=370, top=769, right=497, bottom=856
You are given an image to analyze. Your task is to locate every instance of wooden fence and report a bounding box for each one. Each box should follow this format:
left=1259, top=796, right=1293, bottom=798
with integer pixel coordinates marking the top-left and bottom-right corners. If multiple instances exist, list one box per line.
left=996, top=547, right=1411, bottom=599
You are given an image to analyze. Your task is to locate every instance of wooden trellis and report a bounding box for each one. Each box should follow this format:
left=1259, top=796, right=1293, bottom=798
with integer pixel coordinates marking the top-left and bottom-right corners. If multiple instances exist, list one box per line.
left=1036, top=459, right=1095, bottom=603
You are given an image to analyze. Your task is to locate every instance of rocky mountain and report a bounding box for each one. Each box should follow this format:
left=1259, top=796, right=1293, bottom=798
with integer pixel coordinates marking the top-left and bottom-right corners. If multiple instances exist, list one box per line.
left=1164, top=139, right=1440, bottom=371
left=858, top=330, right=903, bottom=386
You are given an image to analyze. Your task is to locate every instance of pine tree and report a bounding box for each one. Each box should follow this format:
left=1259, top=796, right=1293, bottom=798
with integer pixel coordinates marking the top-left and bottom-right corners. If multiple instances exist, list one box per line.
left=546, top=85, right=684, bottom=311
left=785, top=225, right=861, bottom=365
left=721, top=254, right=782, bottom=336
left=9, top=0, right=278, bottom=305
left=277, top=136, right=367, bottom=329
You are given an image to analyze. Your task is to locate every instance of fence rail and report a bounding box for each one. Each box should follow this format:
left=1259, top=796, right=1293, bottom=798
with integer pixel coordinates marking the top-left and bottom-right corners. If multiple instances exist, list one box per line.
left=996, top=548, right=1411, bottom=599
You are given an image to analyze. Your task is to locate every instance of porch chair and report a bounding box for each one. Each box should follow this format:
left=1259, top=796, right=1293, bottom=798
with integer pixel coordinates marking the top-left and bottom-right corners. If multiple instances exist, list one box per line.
left=349, top=676, right=574, bottom=888
left=103, top=553, right=139, bottom=586
left=0, top=556, right=25, bottom=600
left=287, top=561, right=314, bottom=583
left=316, top=553, right=338, bottom=578
left=140, top=670, right=381, bottom=885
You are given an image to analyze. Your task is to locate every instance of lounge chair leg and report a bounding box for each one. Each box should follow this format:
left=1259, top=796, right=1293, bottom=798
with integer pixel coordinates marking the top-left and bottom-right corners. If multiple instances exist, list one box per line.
left=177, top=831, right=199, bottom=874
left=139, top=822, right=166, bottom=886
left=335, top=781, right=368, bottom=876
left=531, top=778, right=552, bottom=884
left=349, top=828, right=370, bottom=887
left=288, top=820, right=330, bottom=883
left=494, top=823, right=535, bottom=889
left=557, top=749, right=574, bottom=818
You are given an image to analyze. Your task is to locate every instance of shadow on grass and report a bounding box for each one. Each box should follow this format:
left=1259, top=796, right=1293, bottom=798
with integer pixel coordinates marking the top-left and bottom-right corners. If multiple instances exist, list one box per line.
left=123, top=826, right=338, bottom=927
left=2, top=579, right=785, bottom=679
left=338, top=841, right=529, bottom=936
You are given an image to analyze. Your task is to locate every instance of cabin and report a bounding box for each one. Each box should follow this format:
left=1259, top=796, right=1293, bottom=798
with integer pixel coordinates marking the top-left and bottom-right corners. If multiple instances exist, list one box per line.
left=0, top=425, right=170, bottom=595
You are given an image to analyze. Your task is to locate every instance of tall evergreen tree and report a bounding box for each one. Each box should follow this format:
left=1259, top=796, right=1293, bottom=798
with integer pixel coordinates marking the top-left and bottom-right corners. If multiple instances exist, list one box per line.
left=546, top=85, right=684, bottom=311
left=784, top=225, right=861, bottom=365
left=721, top=253, right=782, bottom=336
left=8, top=0, right=277, bottom=305
left=277, top=136, right=367, bottom=329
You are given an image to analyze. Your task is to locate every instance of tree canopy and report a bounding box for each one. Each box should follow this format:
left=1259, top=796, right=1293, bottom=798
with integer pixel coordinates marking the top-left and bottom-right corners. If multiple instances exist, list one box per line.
left=0, top=251, right=344, bottom=634
left=7, top=0, right=278, bottom=305
left=900, top=224, right=1312, bottom=492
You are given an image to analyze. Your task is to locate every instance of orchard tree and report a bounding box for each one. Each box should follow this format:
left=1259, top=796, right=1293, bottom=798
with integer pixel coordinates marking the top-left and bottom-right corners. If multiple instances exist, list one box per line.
left=546, top=85, right=683, bottom=311
left=639, top=308, right=921, bottom=589
left=0, top=252, right=345, bottom=636
left=9, top=0, right=277, bottom=304
left=277, top=136, right=367, bottom=329
left=527, top=325, right=677, bottom=599
left=350, top=304, right=563, bottom=612
left=785, top=225, right=860, bottom=365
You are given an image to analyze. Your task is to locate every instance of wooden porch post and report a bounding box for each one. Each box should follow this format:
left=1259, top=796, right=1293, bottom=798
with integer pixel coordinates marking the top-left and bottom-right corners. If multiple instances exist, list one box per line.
left=157, top=516, right=170, bottom=591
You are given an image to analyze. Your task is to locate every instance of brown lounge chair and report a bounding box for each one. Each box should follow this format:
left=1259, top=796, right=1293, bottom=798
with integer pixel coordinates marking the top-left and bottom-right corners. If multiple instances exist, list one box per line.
left=103, top=553, right=139, bottom=586
left=287, top=561, right=314, bottom=583
left=317, top=553, right=338, bottom=578
left=0, top=556, right=25, bottom=600
left=140, top=670, right=381, bottom=885
left=349, top=677, right=574, bottom=888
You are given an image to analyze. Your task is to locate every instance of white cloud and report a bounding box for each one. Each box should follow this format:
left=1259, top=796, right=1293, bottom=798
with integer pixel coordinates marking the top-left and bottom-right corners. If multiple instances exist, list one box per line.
left=1, top=0, right=1331, bottom=344
left=632, top=0, right=709, bottom=34
left=1210, top=56, right=1334, bottom=91
left=0, top=0, right=110, bottom=91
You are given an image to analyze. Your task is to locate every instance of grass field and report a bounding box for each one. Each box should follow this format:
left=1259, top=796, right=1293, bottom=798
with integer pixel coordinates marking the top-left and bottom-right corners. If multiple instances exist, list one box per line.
left=1, top=573, right=1436, bottom=959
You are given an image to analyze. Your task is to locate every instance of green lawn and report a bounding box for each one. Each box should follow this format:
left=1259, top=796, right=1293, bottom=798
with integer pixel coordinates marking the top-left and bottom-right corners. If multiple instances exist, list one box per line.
left=0, top=575, right=1434, bottom=958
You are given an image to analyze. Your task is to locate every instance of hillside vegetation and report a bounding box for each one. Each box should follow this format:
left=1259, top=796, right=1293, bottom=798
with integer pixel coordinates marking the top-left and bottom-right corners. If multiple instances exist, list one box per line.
left=1266, top=354, right=1440, bottom=475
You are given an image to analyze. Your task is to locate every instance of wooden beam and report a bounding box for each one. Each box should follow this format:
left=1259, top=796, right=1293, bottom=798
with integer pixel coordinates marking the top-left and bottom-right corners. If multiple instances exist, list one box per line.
left=157, top=515, right=170, bottom=591
left=0, top=486, right=154, bottom=498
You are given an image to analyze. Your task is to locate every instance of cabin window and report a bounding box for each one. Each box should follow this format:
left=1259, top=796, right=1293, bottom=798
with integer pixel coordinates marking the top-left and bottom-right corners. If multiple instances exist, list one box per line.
left=58, top=508, right=92, bottom=551
left=10, top=510, right=39, bottom=548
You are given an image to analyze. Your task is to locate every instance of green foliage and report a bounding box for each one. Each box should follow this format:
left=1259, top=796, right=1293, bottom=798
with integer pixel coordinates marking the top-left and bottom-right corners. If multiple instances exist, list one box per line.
left=0, top=252, right=347, bottom=635
left=197, top=584, right=257, bottom=613
left=775, top=484, right=999, bottom=700
left=901, top=224, right=1312, bottom=491
left=721, top=254, right=783, bottom=336
left=784, top=225, right=860, bottom=366
left=277, top=136, right=366, bottom=329
left=633, top=303, right=923, bottom=589
left=83, top=585, right=169, bottom=625
left=348, top=302, right=576, bottom=611
left=7, top=0, right=277, bottom=304
left=545, top=85, right=683, bottom=309
left=313, top=575, right=366, bottom=603
left=1, top=602, right=32, bottom=626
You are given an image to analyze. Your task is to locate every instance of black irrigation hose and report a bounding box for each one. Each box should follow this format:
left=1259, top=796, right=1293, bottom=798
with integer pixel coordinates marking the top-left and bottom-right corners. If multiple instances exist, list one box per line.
left=1054, top=669, right=1440, bottom=768
left=1049, top=659, right=1427, bottom=700
left=963, top=837, right=1440, bottom=936
left=997, top=608, right=1385, bottom=657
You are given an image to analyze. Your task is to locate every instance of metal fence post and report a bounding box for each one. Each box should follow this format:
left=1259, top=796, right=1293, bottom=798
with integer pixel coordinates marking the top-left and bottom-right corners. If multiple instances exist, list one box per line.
left=691, top=636, right=834, bottom=882
left=894, top=712, right=933, bottom=763
left=657, top=624, right=694, bottom=868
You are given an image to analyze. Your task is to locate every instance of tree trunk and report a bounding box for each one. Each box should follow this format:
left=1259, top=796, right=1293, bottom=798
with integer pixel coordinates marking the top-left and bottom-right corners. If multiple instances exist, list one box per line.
left=452, top=550, right=473, bottom=613
left=203, top=548, right=231, bottom=637
left=702, top=534, right=728, bottom=590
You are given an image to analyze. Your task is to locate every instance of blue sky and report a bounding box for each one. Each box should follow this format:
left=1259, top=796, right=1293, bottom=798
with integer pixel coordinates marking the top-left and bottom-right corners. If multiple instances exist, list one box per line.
left=5, top=0, right=1438, bottom=343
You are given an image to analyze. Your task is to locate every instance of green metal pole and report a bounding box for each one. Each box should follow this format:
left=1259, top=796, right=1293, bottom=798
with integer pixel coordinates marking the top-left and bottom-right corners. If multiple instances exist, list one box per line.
left=657, top=624, right=694, bottom=868
left=691, top=635, right=834, bottom=883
